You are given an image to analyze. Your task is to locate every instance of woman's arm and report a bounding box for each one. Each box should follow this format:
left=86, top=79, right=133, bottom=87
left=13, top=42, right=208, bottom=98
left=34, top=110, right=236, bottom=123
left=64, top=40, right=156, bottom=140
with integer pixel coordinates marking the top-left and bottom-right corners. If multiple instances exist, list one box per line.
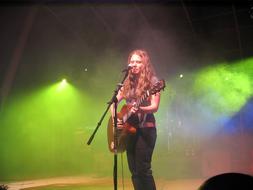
left=139, top=92, right=160, bottom=113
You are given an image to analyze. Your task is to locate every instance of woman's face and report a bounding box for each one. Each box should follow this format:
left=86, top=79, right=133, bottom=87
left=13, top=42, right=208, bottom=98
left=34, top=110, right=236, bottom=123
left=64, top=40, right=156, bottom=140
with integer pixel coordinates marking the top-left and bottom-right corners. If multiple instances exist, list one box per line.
left=129, top=54, right=144, bottom=75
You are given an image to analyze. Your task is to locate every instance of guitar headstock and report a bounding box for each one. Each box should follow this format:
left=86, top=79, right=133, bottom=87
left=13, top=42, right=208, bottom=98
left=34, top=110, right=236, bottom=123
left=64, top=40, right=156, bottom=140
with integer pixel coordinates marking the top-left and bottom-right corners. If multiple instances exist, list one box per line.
left=150, top=79, right=166, bottom=95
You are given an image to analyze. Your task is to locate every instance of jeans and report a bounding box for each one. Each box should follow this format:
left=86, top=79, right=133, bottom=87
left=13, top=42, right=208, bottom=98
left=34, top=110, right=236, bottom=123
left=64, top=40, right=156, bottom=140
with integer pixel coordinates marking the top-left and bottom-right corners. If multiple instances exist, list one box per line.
left=126, top=127, right=157, bottom=190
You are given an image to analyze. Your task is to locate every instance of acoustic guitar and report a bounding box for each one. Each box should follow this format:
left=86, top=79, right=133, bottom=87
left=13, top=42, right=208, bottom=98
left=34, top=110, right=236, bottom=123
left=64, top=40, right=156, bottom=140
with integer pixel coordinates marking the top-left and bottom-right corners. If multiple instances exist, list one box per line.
left=107, top=79, right=166, bottom=153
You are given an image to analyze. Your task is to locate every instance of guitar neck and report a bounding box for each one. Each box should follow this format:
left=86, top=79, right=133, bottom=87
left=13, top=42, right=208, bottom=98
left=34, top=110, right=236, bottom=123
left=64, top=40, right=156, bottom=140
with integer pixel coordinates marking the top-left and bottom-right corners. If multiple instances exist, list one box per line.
left=135, top=90, right=150, bottom=108
left=122, top=91, right=150, bottom=123
left=122, top=79, right=165, bottom=123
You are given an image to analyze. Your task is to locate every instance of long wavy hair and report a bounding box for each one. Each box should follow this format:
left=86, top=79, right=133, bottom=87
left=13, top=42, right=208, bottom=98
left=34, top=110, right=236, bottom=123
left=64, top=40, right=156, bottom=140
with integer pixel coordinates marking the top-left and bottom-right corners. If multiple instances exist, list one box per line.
left=122, top=49, right=156, bottom=99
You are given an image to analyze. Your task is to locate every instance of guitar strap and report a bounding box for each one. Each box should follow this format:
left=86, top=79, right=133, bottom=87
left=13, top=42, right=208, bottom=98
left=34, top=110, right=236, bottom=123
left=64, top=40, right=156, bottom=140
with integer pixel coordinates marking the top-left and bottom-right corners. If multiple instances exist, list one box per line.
left=139, top=112, right=147, bottom=128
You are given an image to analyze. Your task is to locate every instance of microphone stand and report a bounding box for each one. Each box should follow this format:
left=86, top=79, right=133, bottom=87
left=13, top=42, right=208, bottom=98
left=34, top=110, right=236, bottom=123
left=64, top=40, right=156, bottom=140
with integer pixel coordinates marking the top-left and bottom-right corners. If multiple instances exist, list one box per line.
left=87, top=68, right=130, bottom=190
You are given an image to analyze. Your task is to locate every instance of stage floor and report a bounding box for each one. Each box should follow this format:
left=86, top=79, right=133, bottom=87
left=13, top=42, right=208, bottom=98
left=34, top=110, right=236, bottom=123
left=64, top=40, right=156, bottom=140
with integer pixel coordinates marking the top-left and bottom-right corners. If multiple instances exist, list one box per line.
left=2, top=176, right=205, bottom=190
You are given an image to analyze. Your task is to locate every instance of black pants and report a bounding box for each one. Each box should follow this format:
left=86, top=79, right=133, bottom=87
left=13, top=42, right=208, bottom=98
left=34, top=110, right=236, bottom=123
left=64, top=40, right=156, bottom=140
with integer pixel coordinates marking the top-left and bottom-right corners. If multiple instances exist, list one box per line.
left=126, top=127, right=157, bottom=190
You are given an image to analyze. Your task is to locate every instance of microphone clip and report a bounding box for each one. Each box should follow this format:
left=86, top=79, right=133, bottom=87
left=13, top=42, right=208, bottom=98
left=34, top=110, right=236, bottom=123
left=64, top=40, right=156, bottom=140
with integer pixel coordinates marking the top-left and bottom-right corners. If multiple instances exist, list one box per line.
left=122, top=66, right=132, bottom=72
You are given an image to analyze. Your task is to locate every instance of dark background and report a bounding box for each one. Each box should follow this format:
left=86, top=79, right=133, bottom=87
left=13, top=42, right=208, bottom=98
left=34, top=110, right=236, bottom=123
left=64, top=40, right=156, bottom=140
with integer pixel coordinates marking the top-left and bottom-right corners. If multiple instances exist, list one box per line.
left=1, top=0, right=253, bottom=93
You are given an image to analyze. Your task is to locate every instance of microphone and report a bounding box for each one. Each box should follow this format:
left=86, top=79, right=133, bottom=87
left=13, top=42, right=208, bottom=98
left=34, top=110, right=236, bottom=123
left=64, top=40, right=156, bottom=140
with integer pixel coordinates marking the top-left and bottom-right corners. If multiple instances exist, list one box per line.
left=122, top=65, right=132, bottom=72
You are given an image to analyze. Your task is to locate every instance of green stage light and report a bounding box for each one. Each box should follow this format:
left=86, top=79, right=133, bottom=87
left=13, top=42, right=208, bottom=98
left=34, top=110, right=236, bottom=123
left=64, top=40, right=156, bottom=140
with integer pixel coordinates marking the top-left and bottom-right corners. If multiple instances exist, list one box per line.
left=62, top=78, right=67, bottom=84
left=56, top=78, right=68, bottom=91
left=193, top=58, right=253, bottom=115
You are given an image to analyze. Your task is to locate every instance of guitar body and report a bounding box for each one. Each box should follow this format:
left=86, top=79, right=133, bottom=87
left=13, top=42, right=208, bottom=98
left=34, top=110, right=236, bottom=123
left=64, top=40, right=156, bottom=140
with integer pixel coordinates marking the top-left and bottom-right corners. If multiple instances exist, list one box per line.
left=107, top=104, right=137, bottom=153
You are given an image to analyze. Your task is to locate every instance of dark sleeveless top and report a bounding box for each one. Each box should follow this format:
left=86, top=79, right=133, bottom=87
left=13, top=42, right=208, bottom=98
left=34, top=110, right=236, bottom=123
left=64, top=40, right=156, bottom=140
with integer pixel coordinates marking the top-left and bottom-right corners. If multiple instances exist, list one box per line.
left=125, top=76, right=158, bottom=128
